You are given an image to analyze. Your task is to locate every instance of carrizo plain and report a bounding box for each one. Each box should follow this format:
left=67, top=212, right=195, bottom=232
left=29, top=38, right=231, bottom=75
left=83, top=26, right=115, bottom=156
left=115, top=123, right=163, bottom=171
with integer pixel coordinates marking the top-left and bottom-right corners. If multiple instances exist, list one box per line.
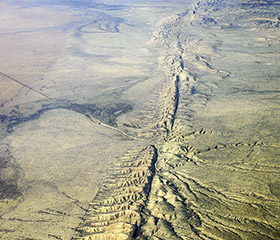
left=0, top=0, right=279, bottom=239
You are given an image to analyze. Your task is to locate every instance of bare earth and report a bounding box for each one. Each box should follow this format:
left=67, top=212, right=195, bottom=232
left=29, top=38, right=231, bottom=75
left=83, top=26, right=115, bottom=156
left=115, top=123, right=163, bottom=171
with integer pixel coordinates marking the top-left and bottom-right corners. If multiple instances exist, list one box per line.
left=0, top=0, right=279, bottom=239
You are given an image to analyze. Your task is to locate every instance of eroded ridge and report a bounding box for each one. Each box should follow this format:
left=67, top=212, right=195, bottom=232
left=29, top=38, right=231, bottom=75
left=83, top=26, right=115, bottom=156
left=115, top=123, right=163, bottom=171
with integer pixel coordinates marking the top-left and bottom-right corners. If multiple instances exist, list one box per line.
left=135, top=0, right=280, bottom=239
left=157, top=75, right=179, bottom=135
left=72, top=145, right=158, bottom=240
left=139, top=139, right=280, bottom=240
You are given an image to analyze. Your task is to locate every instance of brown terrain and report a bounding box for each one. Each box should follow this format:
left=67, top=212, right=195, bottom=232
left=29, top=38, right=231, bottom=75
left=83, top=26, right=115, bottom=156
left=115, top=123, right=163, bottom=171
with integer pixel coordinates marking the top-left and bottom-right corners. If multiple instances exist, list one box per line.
left=0, top=0, right=279, bottom=239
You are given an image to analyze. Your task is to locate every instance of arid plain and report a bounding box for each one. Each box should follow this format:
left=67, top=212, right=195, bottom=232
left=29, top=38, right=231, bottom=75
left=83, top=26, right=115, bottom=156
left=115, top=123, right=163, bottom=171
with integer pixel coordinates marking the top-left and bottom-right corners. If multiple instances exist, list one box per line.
left=0, top=0, right=280, bottom=239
